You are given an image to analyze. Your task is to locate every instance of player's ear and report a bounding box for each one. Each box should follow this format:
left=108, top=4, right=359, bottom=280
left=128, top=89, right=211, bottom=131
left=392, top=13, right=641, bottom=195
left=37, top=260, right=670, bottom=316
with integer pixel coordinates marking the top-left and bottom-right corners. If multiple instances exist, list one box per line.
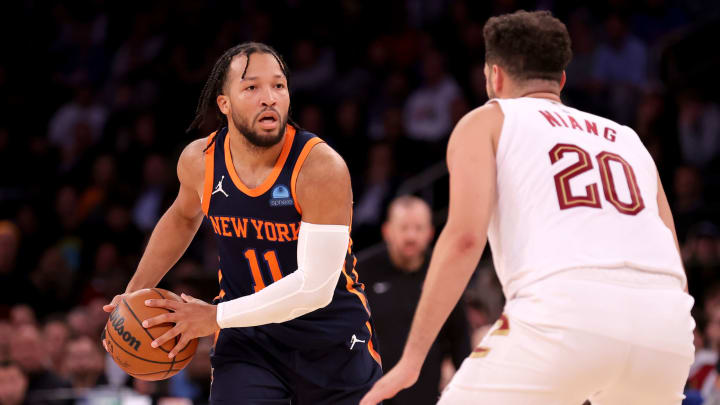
left=559, top=71, right=567, bottom=91
left=493, top=65, right=503, bottom=95
left=217, top=95, right=230, bottom=115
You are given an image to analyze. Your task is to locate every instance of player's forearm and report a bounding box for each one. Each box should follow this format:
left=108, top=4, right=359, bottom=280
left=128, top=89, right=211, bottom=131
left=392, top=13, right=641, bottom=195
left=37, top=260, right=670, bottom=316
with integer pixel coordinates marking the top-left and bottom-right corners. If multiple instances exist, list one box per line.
left=126, top=206, right=203, bottom=292
left=216, top=222, right=349, bottom=328
left=216, top=266, right=336, bottom=327
left=401, top=227, right=485, bottom=369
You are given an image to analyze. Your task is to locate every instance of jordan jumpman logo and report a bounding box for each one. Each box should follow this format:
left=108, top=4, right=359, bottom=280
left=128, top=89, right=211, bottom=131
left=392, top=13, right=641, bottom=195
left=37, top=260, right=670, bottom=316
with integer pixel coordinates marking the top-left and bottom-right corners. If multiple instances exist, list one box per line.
left=212, top=175, right=229, bottom=197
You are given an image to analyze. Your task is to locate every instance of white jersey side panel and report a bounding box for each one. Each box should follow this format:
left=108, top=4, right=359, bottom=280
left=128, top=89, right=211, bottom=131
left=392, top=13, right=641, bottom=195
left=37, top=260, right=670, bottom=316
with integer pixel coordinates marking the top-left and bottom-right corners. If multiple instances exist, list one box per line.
left=487, top=97, right=685, bottom=299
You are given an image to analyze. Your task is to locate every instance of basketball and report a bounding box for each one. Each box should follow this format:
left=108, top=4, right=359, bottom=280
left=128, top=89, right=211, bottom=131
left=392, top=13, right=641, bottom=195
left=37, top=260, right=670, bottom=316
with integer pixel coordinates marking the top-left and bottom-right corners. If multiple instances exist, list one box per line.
left=104, top=288, right=199, bottom=381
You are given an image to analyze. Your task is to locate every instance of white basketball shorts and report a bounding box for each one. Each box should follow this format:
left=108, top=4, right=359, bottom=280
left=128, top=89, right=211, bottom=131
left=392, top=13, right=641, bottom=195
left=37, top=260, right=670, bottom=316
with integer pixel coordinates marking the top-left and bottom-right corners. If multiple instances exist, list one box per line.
left=439, top=268, right=695, bottom=405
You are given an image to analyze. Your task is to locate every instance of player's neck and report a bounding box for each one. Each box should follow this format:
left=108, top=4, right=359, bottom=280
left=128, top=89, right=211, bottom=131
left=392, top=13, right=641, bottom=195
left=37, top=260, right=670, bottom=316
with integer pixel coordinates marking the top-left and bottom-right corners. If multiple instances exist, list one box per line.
left=519, top=91, right=562, bottom=103
left=507, top=80, right=562, bottom=102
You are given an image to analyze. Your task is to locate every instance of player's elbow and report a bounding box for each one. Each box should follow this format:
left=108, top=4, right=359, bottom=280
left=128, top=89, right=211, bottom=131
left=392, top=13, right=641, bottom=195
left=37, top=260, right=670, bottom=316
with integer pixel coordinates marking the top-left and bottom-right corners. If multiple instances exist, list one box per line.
left=313, top=284, right=335, bottom=310
left=452, top=231, right=483, bottom=255
left=296, top=292, right=332, bottom=316
left=296, top=269, right=336, bottom=312
left=317, top=293, right=333, bottom=310
left=443, top=214, right=487, bottom=257
left=167, top=203, right=201, bottom=230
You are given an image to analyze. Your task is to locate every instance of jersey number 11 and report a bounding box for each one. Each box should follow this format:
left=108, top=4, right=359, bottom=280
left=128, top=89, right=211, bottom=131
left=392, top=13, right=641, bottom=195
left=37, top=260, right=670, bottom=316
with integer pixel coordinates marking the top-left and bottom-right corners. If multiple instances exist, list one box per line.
left=243, top=249, right=284, bottom=292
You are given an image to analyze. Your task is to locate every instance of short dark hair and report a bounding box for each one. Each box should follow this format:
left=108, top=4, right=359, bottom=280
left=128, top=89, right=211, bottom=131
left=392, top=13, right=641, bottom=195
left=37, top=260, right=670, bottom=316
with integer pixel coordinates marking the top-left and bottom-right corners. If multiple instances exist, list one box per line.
left=483, top=10, right=572, bottom=83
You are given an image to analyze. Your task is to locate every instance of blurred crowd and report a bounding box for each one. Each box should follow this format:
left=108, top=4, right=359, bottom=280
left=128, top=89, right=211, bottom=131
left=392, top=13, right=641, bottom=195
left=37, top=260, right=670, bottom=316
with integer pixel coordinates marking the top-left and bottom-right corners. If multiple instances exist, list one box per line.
left=0, top=304, right=214, bottom=405
left=1, top=0, right=719, bottom=404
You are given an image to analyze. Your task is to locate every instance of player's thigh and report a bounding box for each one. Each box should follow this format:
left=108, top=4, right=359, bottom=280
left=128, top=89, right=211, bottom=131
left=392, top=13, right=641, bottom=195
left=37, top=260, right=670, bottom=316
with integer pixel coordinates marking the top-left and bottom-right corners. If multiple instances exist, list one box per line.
left=210, top=360, right=292, bottom=405
left=293, top=338, right=383, bottom=405
left=590, top=345, right=693, bottom=405
left=439, top=384, right=583, bottom=405
left=439, top=315, right=602, bottom=405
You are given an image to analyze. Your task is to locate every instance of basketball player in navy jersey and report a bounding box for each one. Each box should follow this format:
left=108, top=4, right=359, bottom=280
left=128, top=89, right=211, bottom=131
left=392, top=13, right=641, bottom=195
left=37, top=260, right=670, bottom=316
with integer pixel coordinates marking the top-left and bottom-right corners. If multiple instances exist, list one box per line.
left=102, top=42, right=382, bottom=404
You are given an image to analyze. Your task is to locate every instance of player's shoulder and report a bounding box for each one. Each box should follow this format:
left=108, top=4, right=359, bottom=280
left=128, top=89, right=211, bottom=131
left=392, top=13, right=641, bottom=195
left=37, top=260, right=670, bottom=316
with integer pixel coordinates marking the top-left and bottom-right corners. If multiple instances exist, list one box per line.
left=293, top=133, right=352, bottom=220
left=456, top=102, right=504, bottom=132
left=298, top=140, right=349, bottom=185
left=448, top=102, right=505, bottom=150
left=177, top=135, right=213, bottom=186
left=179, top=137, right=210, bottom=169
left=183, top=136, right=211, bottom=158
left=294, top=138, right=351, bottom=212
left=466, top=100, right=504, bottom=119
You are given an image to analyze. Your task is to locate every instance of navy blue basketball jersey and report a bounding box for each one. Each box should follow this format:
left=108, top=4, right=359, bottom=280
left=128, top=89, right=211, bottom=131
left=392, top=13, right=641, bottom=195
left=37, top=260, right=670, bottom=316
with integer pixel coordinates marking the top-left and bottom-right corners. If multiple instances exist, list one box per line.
left=202, top=125, right=379, bottom=363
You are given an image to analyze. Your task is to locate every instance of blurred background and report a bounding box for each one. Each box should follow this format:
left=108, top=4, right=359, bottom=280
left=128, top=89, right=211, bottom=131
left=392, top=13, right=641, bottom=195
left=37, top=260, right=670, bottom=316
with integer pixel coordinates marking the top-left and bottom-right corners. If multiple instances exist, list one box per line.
left=0, top=0, right=719, bottom=404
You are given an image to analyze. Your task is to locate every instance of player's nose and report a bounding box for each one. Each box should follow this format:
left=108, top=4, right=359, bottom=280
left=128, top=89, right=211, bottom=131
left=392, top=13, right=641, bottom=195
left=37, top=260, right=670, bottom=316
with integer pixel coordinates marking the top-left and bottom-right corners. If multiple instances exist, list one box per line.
left=260, top=86, right=277, bottom=107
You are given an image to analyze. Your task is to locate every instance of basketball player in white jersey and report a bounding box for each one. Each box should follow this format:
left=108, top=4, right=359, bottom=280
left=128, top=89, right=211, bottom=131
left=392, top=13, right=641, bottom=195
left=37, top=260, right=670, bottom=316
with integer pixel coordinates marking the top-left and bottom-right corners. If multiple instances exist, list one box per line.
left=361, top=10, right=694, bottom=405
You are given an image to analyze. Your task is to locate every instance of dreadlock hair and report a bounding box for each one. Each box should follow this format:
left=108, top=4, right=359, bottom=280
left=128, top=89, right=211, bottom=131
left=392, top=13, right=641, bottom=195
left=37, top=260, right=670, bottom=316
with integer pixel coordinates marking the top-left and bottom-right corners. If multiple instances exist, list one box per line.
left=187, top=42, right=294, bottom=151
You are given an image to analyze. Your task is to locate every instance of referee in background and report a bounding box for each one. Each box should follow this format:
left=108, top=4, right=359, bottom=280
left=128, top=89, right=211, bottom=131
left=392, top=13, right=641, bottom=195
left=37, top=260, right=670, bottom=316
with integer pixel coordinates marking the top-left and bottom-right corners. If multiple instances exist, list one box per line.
left=359, top=195, right=471, bottom=405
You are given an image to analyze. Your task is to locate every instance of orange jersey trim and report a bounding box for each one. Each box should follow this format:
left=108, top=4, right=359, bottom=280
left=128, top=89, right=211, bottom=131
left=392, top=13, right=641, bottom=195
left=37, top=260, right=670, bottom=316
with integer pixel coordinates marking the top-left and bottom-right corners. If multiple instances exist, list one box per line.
left=213, top=270, right=225, bottom=301
left=365, top=321, right=382, bottom=367
left=290, top=137, right=324, bottom=215
left=341, top=245, right=380, bottom=366
left=342, top=265, right=370, bottom=316
left=224, top=125, right=296, bottom=197
left=212, top=289, right=226, bottom=303
left=201, top=133, right=217, bottom=216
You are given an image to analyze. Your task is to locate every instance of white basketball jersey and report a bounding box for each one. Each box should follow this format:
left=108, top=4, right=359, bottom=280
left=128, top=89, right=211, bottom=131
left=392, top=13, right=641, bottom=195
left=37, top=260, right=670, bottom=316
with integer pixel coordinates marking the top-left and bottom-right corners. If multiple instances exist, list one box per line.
left=487, top=97, right=686, bottom=299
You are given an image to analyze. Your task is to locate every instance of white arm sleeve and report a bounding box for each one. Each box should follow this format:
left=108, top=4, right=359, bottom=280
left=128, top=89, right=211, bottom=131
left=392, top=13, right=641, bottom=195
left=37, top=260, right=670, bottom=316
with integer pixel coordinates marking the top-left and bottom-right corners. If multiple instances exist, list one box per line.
left=216, top=222, right=350, bottom=328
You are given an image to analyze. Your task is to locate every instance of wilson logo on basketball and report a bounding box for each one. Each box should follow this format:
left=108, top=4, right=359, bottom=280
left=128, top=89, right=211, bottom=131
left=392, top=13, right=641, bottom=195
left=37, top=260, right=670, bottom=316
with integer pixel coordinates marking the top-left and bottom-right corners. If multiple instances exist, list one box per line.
left=109, top=309, right=141, bottom=351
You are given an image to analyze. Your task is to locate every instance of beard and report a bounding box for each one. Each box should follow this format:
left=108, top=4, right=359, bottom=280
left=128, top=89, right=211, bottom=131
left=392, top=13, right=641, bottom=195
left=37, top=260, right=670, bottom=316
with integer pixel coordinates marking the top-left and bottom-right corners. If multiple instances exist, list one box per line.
left=231, top=109, right=288, bottom=148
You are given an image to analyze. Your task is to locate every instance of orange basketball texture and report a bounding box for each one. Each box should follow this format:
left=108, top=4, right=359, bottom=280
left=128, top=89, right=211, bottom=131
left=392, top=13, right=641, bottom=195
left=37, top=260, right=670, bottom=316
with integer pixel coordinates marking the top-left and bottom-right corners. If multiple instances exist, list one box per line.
left=104, top=288, right=199, bottom=381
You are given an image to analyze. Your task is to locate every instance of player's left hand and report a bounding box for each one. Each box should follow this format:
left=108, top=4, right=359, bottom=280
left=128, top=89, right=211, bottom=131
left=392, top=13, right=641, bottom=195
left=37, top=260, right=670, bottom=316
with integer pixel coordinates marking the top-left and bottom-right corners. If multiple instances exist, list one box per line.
left=142, top=293, right=220, bottom=359
left=359, top=358, right=420, bottom=405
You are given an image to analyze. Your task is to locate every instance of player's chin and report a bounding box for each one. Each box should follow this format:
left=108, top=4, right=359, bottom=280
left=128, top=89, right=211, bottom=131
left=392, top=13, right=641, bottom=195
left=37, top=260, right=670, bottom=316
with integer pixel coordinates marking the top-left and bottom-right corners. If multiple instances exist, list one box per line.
left=248, top=128, right=284, bottom=148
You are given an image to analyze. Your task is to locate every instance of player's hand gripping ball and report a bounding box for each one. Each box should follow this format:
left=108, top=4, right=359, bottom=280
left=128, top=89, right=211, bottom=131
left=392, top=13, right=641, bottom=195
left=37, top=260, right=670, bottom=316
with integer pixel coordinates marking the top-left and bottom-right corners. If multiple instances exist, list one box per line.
left=103, top=288, right=198, bottom=380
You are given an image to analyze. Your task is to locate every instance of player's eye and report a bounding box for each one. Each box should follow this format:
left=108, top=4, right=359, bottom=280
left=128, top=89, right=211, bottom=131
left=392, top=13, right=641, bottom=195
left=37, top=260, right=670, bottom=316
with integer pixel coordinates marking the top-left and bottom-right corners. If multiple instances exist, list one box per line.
left=246, top=85, right=256, bottom=91
left=275, top=83, right=285, bottom=89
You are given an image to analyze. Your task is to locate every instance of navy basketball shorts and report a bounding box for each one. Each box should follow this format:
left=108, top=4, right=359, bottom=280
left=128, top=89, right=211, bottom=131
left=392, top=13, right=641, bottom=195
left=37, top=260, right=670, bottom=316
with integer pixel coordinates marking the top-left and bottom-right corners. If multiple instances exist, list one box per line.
left=210, top=328, right=383, bottom=405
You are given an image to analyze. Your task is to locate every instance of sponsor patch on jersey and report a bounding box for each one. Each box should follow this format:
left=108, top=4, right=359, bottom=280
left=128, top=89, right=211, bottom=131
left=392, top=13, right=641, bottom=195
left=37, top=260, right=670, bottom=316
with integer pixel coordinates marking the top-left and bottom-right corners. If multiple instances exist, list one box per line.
left=270, top=184, right=294, bottom=207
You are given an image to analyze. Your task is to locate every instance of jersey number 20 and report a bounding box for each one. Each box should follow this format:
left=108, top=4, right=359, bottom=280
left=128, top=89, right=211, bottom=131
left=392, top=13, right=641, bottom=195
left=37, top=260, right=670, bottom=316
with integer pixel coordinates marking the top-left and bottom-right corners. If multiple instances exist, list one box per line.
left=549, top=143, right=645, bottom=215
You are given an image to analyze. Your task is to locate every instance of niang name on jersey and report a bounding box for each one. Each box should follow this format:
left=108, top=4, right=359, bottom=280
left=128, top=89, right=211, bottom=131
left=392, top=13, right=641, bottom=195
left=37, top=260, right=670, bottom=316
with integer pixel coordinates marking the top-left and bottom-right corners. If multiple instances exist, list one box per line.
left=539, top=110, right=617, bottom=142
left=208, top=216, right=300, bottom=242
